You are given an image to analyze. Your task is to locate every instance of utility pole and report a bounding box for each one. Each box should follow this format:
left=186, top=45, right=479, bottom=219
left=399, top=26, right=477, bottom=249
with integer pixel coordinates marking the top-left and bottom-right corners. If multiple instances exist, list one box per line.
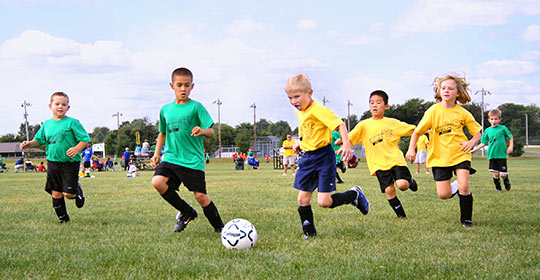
left=112, top=111, right=123, bottom=151
left=250, top=102, right=257, bottom=154
left=213, top=98, right=222, bottom=158
left=322, top=96, right=329, bottom=107
left=525, top=113, right=529, bottom=147
left=347, top=100, right=353, bottom=131
left=21, top=100, right=31, bottom=142
left=475, top=88, right=491, bottom=157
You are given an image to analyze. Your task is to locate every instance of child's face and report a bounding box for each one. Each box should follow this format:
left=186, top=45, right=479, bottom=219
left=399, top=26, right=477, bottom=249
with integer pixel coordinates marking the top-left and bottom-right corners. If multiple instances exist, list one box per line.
left=369, top=94, right=388, bottom=118
left=439, top=79, right=458, bottom=104
left=488, top=115, right=501, bottom=127
left=170, top=74, right=194, bottom=104
left=49, top=96, right=70, bottom=119
left=287, top=89, right=313, bottom=111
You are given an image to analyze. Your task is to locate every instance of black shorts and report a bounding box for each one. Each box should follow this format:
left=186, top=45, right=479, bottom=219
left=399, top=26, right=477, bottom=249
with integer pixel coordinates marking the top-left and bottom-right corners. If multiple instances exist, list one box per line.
left=432, top=161, right=476, bottom=181
left=45, top=160, right=80, bottom=194
left=153, top=161, right=207, bottom=194
left=489, top=159, right=508, bottom=174
left=83, top=161, right=91, bottom=168
left=375, top=166, right=412, bottom=193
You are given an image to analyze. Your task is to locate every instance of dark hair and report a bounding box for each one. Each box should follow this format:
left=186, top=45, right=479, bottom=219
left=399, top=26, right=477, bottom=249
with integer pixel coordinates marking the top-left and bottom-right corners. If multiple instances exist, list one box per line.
left=370, top=90, right=388, bottom=105
left=171, top=67, right=193, bottom=82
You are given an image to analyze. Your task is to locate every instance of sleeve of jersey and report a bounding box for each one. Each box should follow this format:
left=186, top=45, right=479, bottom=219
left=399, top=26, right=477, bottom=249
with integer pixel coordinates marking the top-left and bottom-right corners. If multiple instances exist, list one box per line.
left=158, top=107, right=167, bottom=133
left=415, top=108, right=433, bottom=135
left=349, top=123, right=363, bottom=146
left=504, top=126, right=513, bottom=138
left=73, top=119, right=91, bottom=143
left=480, top=130, right=489, bottom=145
left=464, top=110, right=482, bottom=135
left=33, top=125, right=46, bottom=145
left=395, top=119, right=415, bottom=137
left=319, top=106, right=343, bottom=131
left=198, top=103, right=214, bottom=129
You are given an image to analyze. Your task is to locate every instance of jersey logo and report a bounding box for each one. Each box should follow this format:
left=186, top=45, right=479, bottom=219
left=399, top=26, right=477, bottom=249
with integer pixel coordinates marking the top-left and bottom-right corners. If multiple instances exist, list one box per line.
left=435, top=120, right=465, bottom=135
left=368, top=129, right=393, bottom=146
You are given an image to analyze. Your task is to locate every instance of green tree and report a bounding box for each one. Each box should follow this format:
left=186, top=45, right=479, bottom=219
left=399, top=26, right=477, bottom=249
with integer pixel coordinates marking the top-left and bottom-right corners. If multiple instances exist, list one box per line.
left=267, top=120, right=293, bottom=141
left=18, top=123, right=41, bottom=141
left=0, top=133, right=22, bottom=142
left=235, top=130, right=252, bottom=153
left=90, top=127, right=110, bottom=143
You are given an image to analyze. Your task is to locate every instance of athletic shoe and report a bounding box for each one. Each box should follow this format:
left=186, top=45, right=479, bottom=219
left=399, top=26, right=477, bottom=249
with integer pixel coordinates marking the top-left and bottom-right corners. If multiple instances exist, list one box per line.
left=338, top=162, right=347, bottom=173
left=337, top=180, right=344, bottom=184
left=174, top=208, right=198, bottom=232
left=75, top=183, right=85, bottom=208
left=302, top=233, right=317, bottom=240
left=214, top=227, right=223, bottom=233
left=351, top=186, right=369, bottom=215
left=425, top=171, right=430, bottom=174
left=495, top=187, right=502, bottom=192
left=462, top=220, right=473, bottom=228
left=409, top=178, right=418, bottom=192
left=59, top=214, right=70, bottom=224
left=282, top=173, right=287, bottom=176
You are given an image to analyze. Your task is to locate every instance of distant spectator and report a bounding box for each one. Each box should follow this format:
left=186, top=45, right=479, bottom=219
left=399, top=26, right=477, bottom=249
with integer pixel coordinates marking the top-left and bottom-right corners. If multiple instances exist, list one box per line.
left=105, top=157, right=114, bottom=171
left=134, top=145, right=142, bottom=158
left=38, top=161, right=47, bottom=172
left=14, top=157, right=24, bottom=172
left=123, top=148, right=131, bottom=171
left=25, top=159, right=37, bottom=172
left=142, top=139, right=150, bottom=157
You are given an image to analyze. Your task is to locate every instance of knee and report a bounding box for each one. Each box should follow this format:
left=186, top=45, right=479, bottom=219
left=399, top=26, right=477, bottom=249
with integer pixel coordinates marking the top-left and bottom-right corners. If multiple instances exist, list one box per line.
left=384, top=186, right=396, bottom=197
left=396, top=180, right=408, bottom=191
left=317, top=200, right=332, bottom=208
left=151, top=177, right=167, bottom=193
left=194, top=192, right=210, bottom=205
left=64, top=193, right=76, bottom=199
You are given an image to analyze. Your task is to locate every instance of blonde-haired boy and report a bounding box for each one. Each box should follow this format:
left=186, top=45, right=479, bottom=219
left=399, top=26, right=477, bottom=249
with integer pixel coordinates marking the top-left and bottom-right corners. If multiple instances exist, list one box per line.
left=285, top=73, right=369, bottom=239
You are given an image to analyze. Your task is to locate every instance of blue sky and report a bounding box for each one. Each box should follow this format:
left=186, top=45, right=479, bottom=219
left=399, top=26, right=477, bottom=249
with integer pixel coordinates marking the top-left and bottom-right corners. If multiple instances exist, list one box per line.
left=1, top=0, right=539, bottom=136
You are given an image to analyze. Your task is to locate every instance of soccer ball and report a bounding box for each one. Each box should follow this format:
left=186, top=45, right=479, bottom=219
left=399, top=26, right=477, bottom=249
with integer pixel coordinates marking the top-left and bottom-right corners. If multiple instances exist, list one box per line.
left=221, top=218, right=257, bottom=249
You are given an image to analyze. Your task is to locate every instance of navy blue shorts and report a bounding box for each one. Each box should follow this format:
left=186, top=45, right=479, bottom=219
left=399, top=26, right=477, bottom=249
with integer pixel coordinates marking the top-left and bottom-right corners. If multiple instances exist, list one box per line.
left=293, top=144, right=337, bottom=193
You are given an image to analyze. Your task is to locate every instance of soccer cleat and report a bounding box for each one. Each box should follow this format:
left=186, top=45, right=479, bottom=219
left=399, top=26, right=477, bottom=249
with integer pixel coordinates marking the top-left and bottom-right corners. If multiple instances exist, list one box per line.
left=75, top=183, right=85, bottom=208
left=58, top=214, right=70, bottom=224
left=338, top=162, right=347, bottom=173
left=174, top=208, right=198, bottom=232
left=409, top=178, right=418, bottom=192
left=462, top=220, right=473, bottom=228
left=214, top=227, right=223, bottom=233
left=337, top=180, right=344, bottom=184
left=351, top=186, right=369, bottom=215
left=302, top=233, right=317, bottom=240
left=282, top=173, right=287, bottom=176
left=503, top=179, right=511, bottom=191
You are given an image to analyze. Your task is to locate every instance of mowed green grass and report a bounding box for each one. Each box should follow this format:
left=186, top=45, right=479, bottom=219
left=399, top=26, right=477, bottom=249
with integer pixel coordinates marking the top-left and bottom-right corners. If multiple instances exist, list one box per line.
left=1, top=157, right=539, bottom=279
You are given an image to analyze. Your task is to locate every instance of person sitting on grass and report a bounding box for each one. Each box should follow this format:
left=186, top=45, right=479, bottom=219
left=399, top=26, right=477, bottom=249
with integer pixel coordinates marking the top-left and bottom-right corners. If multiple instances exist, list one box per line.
left=38, top=161, right=47, bottom=172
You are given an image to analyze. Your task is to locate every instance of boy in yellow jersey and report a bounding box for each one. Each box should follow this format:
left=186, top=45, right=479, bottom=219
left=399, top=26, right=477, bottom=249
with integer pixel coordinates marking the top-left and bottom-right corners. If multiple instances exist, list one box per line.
left=347, top=90, right=417, bottom=219
left=285, top=74, right=369, bottom=239
left=282, top=134, right=296, bottom=175
left=415, top=133, right=430, bottom=174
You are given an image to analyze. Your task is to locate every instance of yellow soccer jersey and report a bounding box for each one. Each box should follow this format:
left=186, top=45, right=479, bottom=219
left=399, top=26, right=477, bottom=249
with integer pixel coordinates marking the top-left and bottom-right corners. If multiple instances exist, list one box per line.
left=297, top=101, right=343, bottom=151
left=416, top=135, right=429, bottom=151
left=282, top=140, right=296, bottom=157
left=415, top=103, right=482, bottom=167
left=349, top=117, right=415, bottom=175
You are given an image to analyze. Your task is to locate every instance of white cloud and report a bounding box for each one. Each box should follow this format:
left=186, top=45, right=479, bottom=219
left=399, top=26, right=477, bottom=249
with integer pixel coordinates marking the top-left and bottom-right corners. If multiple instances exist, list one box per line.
left=390, top=0, right=540, bottom=36
left=470, top=78, right=539, bottom=106
left=521, top=24, right=540, bottom=41
left=475, top=59, right=539, bottom=77
left=225, top=19, right=274, bottom=35
left=518, top=50, right=540, bottom=60
left=297, top=19, right=317, bottom=31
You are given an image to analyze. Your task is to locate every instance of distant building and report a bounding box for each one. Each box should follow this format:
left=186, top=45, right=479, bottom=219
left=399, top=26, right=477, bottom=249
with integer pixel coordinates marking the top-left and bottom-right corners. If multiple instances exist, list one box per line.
left=0, top=142, right=44, bottom=158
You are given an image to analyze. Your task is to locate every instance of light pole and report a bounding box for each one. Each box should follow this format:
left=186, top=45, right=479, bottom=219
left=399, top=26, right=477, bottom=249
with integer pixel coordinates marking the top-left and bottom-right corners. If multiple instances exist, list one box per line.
left=213, top=99, right=222, bottom=158
left=322, top=96, right=329, bottom=107
left=112, top=111, right=123, bottom=151
left=250, top=102, right=257, bottom=154
left=21, top=100, right=32, bottom=142
left=475, top=88, right=491, bottom=157
left=525, top=113, right=529, bottom=147
left=347, top=100, right=353, bottom=131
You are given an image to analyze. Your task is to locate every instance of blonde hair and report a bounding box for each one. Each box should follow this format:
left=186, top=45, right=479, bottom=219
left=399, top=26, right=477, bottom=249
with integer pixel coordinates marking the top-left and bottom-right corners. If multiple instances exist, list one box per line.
left=488, top=108, right=502, bottom=118
left=50, top=92, right=70, bottom=104
left=432, top=74, right=471, bottom=104
left=285, top=74, right=312, bottom=93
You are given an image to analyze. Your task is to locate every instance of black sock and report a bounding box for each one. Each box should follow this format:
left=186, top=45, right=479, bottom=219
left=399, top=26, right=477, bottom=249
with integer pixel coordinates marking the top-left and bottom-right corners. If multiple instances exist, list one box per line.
left=160, top=187, right=192, bottom=213
left=388, top=196, right=406, bottom=218
left=459, top=193, right=473, bottom=223
left=503, top=176, right=510, bottom=188
left=330, top=190, right=356, bottom=208
left=52, top=197, right=69, bottom=221
left=493, top=178, right=501, bottom=190
left=298, top=205, right=316, bottom=236
left=203, top=201, right=224, bottom=231
left=336, top=171, right=343, bottom=183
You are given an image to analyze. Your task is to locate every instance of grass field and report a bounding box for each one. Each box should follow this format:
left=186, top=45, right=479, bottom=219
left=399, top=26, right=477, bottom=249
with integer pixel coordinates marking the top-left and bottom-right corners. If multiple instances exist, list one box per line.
left=1, top=156, right=539, bottom=279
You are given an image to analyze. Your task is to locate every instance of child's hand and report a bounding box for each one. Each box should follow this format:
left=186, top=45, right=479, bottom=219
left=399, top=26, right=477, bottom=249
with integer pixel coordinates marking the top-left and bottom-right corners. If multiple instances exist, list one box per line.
left=293, top=143, right=301, bottom=153
left=191, top=126, right=202, bottom=136
left=337, top=143, right=352, bottom=162
left=507, top=146, right=513, bottom=155
left=405, top=149, right=416, bottom=163
left=19, top=141, right=29, bottom=150
left=460, top=140, right=475, bottom=152
left=66, top=147, right=78, bottom=158
left=150, top=155, right=160, bottom=168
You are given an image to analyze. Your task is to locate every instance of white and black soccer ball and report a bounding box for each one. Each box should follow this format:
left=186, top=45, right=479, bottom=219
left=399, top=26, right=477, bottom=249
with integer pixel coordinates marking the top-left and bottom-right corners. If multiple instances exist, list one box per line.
left=221, top=218, right=257, bottom=250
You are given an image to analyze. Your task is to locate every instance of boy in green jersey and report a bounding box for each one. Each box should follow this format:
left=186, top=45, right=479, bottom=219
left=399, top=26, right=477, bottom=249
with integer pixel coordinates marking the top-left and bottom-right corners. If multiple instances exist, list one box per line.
left=150, top=67, right=224, bottom=233
left=471, top=109, right=514, bottom=191
left=20, top=92, right=90, bottom=223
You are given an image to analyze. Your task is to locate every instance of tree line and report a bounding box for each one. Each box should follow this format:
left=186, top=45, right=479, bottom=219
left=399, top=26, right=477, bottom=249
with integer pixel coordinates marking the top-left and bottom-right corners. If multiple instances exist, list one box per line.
left=2, top=99, right=538, bottom=157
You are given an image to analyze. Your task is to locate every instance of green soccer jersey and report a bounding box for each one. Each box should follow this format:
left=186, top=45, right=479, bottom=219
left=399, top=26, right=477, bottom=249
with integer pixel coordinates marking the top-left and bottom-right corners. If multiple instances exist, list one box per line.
left=331, top=130, right=342, bottom=163
left=481, top=125, right=513, bottom=160
left=34, top=116, right=91, bottom=162
left=159, top=99, right=213, bottom=171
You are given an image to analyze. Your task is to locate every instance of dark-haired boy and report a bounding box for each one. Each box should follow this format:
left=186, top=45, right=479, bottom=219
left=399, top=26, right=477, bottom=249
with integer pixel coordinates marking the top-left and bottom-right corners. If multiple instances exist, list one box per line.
left=20, top=92, right=90, bottom=223
left=150, top=67, right=224, bottom=233
left=348, top=90, right=418, bottom=219
left=285, top=73, right=369, bottom=239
